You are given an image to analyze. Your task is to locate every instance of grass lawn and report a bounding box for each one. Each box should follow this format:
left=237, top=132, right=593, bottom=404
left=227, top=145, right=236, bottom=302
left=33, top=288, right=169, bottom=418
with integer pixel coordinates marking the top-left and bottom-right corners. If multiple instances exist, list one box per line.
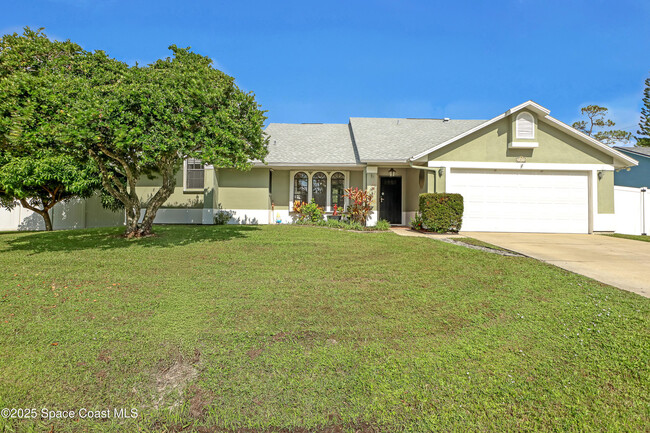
left=0, top=225, right=648, bottom=432
left=604, top=233, right=650, bottom=243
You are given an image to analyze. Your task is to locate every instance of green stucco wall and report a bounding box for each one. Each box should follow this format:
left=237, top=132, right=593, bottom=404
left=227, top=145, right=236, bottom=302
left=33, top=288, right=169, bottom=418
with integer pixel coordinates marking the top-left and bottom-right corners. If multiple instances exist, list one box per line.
left=350, top=170, right=363, bottom=189
left=598, top=170, right=615, bottom=214
left=136, top=169, right=206, bottom=209
left=218, top=168, right=270, bottom=210
left=426, top=169, right=445, bottom=193
left=405, top=168, right=427, bottom=212
left=271, top=170, right=290, bottom=210
left=428, top=112, right=614, bottom=165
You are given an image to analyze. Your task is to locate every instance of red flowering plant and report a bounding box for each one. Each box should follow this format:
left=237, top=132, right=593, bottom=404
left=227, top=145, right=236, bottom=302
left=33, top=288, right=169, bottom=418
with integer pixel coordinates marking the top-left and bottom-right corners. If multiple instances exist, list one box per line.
left=342, top=187, right=374, bottom=226
left=293, top=199, right=324, bottom=223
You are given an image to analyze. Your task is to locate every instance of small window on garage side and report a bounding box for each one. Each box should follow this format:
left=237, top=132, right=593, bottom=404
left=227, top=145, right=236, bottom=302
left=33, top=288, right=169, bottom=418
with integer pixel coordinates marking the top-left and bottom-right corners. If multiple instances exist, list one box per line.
left=185, top=158, right=204, bottom=190
left=516, top=112, right=535, bottom=139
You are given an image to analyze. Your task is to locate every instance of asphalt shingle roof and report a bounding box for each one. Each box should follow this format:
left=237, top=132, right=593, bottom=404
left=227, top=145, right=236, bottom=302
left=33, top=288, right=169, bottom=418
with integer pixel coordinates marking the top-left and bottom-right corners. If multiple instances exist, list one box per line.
left=263, top=118, right=485, bottom=165
left=349, top=117, right=486, bottom=161
left=614, top=146, right=650, bottom=158
left=264, top=123, right=358, bottom=165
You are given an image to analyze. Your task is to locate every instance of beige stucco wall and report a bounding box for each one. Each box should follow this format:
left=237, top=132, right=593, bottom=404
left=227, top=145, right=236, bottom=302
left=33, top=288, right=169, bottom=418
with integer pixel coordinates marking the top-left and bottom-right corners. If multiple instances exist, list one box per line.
left=218, top=168, right=270, bottom=210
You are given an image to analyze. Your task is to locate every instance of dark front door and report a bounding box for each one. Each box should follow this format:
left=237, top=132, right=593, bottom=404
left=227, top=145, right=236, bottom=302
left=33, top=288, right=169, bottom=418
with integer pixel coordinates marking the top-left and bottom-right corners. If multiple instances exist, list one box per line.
left=380, top=177, right=402, bottom=224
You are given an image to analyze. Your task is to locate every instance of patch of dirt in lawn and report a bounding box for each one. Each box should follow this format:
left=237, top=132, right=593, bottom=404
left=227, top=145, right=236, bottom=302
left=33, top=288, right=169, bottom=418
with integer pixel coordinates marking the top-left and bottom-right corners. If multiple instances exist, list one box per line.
left=153, top=349, right=201, bottom=410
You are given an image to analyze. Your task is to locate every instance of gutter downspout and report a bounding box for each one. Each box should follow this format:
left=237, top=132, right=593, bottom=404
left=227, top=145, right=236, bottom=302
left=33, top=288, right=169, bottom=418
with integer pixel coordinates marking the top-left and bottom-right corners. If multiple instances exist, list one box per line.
left=408, top=160, right=444, bottom=193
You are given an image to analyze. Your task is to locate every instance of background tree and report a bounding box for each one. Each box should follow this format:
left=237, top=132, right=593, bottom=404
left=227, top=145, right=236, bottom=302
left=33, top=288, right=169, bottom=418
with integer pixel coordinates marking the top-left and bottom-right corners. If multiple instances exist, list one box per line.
left=572, top=105, right=632, bottom=145
left=0, top=28, right=101, bottom=230
left=637, top=76, right=650, bottom=146
left=61, top=45, right=269, bottom=237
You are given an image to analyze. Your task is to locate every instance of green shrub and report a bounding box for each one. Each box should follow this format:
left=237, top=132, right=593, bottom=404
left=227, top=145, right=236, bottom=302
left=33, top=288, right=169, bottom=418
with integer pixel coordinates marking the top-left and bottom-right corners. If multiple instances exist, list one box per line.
left=294, top=200, right=324, bottom=223
left=410, top=213, right=424, bottom=230
left=375, top=219, right=391, bottom=231
left=214, top=204, right=234, bottom=225
left=418, top=193, right=464, bottom=233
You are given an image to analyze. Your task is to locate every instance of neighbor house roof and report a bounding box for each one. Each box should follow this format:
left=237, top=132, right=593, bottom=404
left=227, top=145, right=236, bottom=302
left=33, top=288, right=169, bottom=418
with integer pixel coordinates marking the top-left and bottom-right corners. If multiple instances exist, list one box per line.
left=614, top=146, right=650, bottom=159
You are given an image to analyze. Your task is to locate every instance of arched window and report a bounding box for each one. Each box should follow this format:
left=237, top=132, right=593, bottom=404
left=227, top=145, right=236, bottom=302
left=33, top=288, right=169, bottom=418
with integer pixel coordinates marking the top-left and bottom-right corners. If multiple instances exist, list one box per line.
left=293, top=172, right=308, bottom=205
left=312, top=172, right=327, bottom=208
left=331, top=172, right=345, bottom=209
left=516, top=112, right=535, bottom=139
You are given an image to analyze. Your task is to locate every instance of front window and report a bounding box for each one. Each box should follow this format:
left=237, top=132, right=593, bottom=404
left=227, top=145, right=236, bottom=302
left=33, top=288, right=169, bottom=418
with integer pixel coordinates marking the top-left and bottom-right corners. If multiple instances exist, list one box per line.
left=293, top=172, right=308, bottom=204
left=185, top=158, right=204, bottom=190
left=331, top=172, right=345, bottom=209
left=312, top=172, right=327, bottom=208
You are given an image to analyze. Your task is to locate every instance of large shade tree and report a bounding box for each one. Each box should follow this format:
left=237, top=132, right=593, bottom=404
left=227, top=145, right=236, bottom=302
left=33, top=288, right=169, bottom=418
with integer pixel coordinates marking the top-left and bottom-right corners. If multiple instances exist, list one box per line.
left=62, top=46, right=269, bottom=237
left=2, top=28, right=268, bottom=237
left=0, top=28, right=101, bottom=230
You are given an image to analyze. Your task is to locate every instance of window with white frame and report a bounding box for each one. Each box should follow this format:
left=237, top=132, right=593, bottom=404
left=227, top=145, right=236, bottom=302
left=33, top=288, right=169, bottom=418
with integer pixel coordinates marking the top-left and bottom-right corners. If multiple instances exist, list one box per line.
left=311, top=172, right=327, bottom=208
left=331, top=172, right=345, bottom=209
left=290, top=171, right=349, bottom=211
left=293, top=172, right=308, bottom=204
left=516, top=112, right=535, bottom=139
left=185, top=158, right=204, bottom=190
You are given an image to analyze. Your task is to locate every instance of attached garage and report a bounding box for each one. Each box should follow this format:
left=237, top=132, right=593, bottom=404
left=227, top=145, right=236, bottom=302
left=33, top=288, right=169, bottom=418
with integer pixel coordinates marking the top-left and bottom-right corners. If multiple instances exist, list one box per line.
left=447, top=168, right=590, bottom=233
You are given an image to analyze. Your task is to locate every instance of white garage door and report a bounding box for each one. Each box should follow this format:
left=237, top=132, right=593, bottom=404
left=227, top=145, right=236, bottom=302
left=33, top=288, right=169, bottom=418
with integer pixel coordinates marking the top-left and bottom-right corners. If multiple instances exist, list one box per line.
left=447, top=169, right=589, bottom=233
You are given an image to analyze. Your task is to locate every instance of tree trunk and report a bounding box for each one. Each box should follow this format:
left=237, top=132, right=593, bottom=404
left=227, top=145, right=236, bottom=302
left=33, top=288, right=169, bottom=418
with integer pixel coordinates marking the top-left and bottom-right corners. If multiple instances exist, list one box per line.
left=19, top=199, right=54, bottom=231
left=126, top=163, right=176, bottom=238
left=41, top=210, right=53, bottom=231
left=124, top=204, right=141, bottom=238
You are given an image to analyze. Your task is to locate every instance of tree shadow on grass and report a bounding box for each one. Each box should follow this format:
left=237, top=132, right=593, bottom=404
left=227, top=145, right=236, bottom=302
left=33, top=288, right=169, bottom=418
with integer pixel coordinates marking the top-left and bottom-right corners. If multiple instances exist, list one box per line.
left=0, top=224, right=261, bottom=255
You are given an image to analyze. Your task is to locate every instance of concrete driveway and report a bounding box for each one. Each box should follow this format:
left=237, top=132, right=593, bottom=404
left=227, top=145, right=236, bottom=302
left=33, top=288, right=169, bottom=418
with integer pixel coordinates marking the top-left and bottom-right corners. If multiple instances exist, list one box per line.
left=462, top=232, right=650, bottom=298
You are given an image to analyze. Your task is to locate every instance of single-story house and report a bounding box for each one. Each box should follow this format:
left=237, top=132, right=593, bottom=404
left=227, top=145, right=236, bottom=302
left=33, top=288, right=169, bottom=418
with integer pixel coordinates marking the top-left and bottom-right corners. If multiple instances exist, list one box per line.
left=0, top=100, right=638, bottom=234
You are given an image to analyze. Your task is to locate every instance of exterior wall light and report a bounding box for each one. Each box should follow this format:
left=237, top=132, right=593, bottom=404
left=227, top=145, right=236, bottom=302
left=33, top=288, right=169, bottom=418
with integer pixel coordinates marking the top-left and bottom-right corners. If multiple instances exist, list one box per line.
left=388, top=168, right=396, bottom=177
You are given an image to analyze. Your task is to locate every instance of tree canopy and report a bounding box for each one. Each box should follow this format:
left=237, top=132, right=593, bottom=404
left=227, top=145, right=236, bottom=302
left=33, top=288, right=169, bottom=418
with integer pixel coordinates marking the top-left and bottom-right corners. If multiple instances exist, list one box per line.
left=1, top=28, right=269, bottom=236
left=572, top=105, right=632, bottom=145
left=0, top=28, right=101, bottom=230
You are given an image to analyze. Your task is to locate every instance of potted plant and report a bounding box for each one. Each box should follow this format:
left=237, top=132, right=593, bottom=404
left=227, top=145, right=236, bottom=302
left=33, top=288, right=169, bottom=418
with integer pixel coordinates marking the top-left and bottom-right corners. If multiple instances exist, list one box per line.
left=327, top=204, right=342, bottom=221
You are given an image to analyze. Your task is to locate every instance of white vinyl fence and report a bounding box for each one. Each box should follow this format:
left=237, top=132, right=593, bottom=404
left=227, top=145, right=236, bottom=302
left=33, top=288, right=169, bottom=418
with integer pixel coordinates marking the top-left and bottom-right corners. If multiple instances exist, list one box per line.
left=614, top=186, right=649, bottom=235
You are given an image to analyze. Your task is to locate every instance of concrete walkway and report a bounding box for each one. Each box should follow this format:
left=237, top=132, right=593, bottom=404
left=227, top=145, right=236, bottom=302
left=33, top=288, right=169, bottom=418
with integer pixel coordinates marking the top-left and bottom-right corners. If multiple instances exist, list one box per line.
left=462, top=232, right=650, bottom=298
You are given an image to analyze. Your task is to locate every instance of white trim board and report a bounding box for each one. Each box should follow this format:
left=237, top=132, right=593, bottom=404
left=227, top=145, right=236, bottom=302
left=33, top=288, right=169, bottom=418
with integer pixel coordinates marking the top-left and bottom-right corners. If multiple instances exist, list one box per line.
left=429, top=161, right=616, bottom=171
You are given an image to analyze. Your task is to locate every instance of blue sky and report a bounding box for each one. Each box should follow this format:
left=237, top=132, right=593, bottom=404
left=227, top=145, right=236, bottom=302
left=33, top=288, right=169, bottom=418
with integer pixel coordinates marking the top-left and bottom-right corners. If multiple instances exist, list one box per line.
left=2, top=0, right=649, bottom=136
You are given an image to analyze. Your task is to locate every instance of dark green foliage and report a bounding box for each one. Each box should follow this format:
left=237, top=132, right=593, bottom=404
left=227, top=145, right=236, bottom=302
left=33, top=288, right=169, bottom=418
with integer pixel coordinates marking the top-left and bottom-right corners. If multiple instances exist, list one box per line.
left=418, top=193, right=464, bottom=233
left=0, top=28, right=103, bottom=230
left=637, top=76, right=650, bottom=146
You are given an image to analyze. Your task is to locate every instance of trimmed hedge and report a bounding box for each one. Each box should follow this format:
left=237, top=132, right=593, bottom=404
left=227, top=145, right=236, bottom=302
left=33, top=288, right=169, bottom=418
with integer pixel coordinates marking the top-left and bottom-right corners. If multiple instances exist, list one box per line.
left=418, top=193, right=464, bottom=233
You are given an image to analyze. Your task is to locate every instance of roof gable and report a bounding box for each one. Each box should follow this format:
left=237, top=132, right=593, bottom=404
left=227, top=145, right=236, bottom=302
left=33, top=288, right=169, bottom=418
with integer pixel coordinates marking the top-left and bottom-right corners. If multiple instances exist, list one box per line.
left=410, top=101, right=638, bottom=169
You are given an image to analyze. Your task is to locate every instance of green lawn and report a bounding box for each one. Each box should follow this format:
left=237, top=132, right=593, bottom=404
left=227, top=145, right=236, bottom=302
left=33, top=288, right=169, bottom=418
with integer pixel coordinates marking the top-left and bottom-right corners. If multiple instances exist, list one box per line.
left=604, top=233, right=650, bottom=243
left=0, top=225, right=648, bottom=432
